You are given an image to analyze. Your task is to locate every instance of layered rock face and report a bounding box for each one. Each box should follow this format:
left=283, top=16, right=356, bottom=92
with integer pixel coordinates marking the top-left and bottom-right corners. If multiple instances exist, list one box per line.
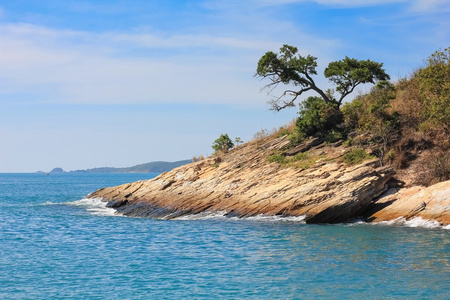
left=89, top=136, right=401, bottom=223
left=364, top=181, right=450, bottom=225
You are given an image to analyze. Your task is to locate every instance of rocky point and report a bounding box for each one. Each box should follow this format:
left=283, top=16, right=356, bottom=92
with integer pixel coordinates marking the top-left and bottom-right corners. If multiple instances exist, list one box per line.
left=89, top=135, right=450, bottom=225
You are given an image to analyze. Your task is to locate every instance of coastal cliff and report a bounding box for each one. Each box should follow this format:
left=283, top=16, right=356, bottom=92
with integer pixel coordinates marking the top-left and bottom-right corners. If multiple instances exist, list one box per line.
left=87, top=134, right=449, bottom=225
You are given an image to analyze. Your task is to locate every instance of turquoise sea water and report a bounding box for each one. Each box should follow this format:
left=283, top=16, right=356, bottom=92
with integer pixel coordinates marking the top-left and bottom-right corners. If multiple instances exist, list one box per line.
left=0, top=173, right=449, bottom=299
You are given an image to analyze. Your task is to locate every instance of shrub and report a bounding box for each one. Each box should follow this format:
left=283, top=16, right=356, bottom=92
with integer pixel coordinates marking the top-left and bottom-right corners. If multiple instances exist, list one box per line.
left=292, top=152, right=308, bottom=161
left=212, top=134, right=234, bottom=153
left=287, top=129, right=305, bottom=145
left=421, top=150, right=450, bottom=186
left=253, top=129, right=271, bottom=141
left=268, top=154, right=287, bottom=164
left=343, top=138, right=354, bottom=147
left=324, top=129, right=344, bottom=144
left=275, top=119, right=297, bottom=137
left=234, top=137, right=243, bottom=146
left=343, top=148, right=373, bottom=165
left=341, top=98, right=364, bottom=131
left=296, top=96, right=343, bottom=137
left=416, top=48, right=450, bottom=133
left=292, top=156, right=318, bottom=170
left=267, top=151, right=315, bottom=169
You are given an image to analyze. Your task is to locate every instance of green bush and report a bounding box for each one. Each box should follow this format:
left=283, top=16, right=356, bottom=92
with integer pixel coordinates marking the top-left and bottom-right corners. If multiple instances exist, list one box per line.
left=343, top=138, right=354, bottom=147
left=341, top=98, right=364, bottom=130
left=416, top=48, right=450, bottom=133
left=287, top=130, right=305, bottom=145
left=212, top=134, right=234, bottom=153
left=267, top=150, right=320, bottom=170
left=267, top=154, right=287, bottom=164
left=324, top=129, right=344, bottom=143
left=296, top=96, right=343, bottom=137
left=343, top=148, right=373, bottom=165
left=292, top=152, right=308, bottom=161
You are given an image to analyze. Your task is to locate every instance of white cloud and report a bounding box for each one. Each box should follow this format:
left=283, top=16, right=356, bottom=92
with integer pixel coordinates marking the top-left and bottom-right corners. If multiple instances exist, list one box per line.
left=258, top=0, right=406, bottom=7
left=259, top=0, right=450, bottom=12
left=0, top=23, right=269, bottom=105
left=410, top=0, right=450, bottom=12
left=0, top=17, right=340, bottom=106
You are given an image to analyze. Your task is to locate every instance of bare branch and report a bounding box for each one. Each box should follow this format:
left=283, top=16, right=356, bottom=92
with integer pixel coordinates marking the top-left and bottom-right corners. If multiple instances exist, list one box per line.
left=268, top=87, right=313, bottom=111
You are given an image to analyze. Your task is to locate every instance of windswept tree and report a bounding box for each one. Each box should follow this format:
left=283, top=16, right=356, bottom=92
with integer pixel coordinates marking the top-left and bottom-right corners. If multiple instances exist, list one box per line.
left=256, top=44, right=390, bottom=111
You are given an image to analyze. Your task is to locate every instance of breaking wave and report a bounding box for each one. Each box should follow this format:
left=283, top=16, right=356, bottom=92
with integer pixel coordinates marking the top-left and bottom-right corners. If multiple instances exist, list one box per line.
left=372, top=217, right=449, bottom=230
left=66, top=197, right=121, bottom=217
left=62, top=199, right=448, bottom=229
left=174, top=211, right=307, bottom=223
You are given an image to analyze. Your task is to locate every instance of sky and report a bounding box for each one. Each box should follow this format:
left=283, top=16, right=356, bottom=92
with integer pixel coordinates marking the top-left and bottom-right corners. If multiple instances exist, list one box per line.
left=0, top=0, right=449, bottom=172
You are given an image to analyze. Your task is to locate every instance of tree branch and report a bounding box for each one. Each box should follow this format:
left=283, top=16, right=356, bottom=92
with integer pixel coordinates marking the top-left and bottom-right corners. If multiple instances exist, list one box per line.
left=268, top=87, right=313, bottom=111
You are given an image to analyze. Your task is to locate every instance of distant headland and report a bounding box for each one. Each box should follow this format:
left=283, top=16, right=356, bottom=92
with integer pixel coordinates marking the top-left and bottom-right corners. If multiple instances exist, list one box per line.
left=40, top=160, right=191, bottom=174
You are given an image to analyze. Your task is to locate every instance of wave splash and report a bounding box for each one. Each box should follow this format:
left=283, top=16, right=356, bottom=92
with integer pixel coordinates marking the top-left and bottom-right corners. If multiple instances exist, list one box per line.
left=373, top=217, right=448, bottom=230
left=66, top=197, right=121, bottom=217
left=174, top=211, right=307, bottom=223
left=62, top=199, right=449, bottom=229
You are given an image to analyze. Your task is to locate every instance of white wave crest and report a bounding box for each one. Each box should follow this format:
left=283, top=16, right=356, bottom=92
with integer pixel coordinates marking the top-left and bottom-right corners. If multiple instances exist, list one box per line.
left=375, top=217, right=447, bottom=229
left=174, top=211, right=229, bottom=220
left=245, top=215, right=307, bottom=223
left=174, top=211, right=307, bottom=223
left=67, top=197, right=121, bottom=217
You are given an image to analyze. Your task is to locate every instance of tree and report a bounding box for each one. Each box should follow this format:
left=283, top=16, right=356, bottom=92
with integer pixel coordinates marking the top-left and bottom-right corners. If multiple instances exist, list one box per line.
left=416, top=47, right=450, bottom=132
left=212, top=134, right=234, bottom=153
left=256, top=44, right=390, bottom=111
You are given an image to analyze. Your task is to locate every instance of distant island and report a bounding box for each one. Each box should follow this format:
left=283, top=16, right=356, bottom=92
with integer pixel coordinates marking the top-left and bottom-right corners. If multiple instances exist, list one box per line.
left=42, top=160, right=191, bottom=174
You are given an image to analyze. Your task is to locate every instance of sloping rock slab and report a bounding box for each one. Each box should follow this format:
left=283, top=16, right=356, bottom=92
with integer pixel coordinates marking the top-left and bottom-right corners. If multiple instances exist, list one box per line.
left=88, top=136, right=396, bottom=224
left=364, top=180, right=450, bottom=225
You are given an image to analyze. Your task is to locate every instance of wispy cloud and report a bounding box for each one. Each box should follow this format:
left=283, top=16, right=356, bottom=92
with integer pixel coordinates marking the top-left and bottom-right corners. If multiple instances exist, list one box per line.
left=410, top=0, right=450, bottom=12
left=259, top=0, right=450, bottom=11
left=0, top=23, right=273, bottom=106
left=258, top=0, right=406, bottom=7
left=0, top=2, right=340, bottom=106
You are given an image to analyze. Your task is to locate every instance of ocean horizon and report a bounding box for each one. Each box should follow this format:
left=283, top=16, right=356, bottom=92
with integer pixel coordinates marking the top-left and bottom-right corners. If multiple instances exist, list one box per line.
left=1, top=173, right=449, bottom=299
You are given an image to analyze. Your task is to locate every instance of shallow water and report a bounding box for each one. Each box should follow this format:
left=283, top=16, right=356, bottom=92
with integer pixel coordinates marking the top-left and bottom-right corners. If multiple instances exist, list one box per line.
left=0, top=173, right=449, bottom=299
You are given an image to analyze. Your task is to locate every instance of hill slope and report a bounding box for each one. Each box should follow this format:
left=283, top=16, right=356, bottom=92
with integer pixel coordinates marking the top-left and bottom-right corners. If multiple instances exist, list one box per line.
left=71, top=160, right=191, bottom=173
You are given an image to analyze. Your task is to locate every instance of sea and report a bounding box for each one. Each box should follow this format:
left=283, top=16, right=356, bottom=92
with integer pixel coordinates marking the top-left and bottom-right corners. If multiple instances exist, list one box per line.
left=0, top=173, right=449, bottom=299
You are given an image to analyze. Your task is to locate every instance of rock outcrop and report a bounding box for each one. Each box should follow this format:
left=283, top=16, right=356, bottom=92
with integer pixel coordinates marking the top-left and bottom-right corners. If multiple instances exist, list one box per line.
left=364, top=181, right=450, bottom=225
left=89, top=135, right=400, bottom=223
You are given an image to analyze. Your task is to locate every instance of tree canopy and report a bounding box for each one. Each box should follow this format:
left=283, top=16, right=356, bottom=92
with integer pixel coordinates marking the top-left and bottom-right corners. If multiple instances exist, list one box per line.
left=256, top=44, right=390, bottom=111
left=212, top=134, right=234, bottom=153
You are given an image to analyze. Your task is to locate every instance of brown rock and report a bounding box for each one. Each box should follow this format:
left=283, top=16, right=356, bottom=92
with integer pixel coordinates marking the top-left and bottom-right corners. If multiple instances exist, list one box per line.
left=364, top=180, right=450, bottom=225
left=88, top=135, right=401, bottom=223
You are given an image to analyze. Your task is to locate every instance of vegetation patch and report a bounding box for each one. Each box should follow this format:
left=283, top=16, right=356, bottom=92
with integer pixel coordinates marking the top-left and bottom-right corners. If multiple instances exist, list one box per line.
left=342, top=148, right=374, bottom=165
left=267, top=151, right=320, bottom=169
left=267, top=154, right=287, bottom=164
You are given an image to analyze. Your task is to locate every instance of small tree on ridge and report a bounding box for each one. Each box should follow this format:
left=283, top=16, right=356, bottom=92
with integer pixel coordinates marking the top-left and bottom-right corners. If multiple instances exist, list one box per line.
left=212, top=134, right=234, bottom=153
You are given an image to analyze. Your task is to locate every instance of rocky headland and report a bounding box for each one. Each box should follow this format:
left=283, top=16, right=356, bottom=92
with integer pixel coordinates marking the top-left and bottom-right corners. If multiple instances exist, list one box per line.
left=88, top=135, right=450, bottom=225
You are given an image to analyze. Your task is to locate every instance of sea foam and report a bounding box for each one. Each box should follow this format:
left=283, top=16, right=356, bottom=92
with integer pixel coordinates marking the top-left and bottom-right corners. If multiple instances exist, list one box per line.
left=67, top=197, right=121, bottom=217
left=374, top=217, right=447, bottom=229
left=66, top=199, right=448, bottom=229
left=174, top=211, right=307, bottom=223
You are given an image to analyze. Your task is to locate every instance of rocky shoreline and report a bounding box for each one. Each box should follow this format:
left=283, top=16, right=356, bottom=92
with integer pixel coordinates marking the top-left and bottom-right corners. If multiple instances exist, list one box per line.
left=88, top=135, right=450, bottom=226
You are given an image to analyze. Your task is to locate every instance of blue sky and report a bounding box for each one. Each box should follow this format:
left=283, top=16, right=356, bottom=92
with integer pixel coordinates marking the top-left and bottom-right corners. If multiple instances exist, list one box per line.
left=0, top=0, right=449, bottom=172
